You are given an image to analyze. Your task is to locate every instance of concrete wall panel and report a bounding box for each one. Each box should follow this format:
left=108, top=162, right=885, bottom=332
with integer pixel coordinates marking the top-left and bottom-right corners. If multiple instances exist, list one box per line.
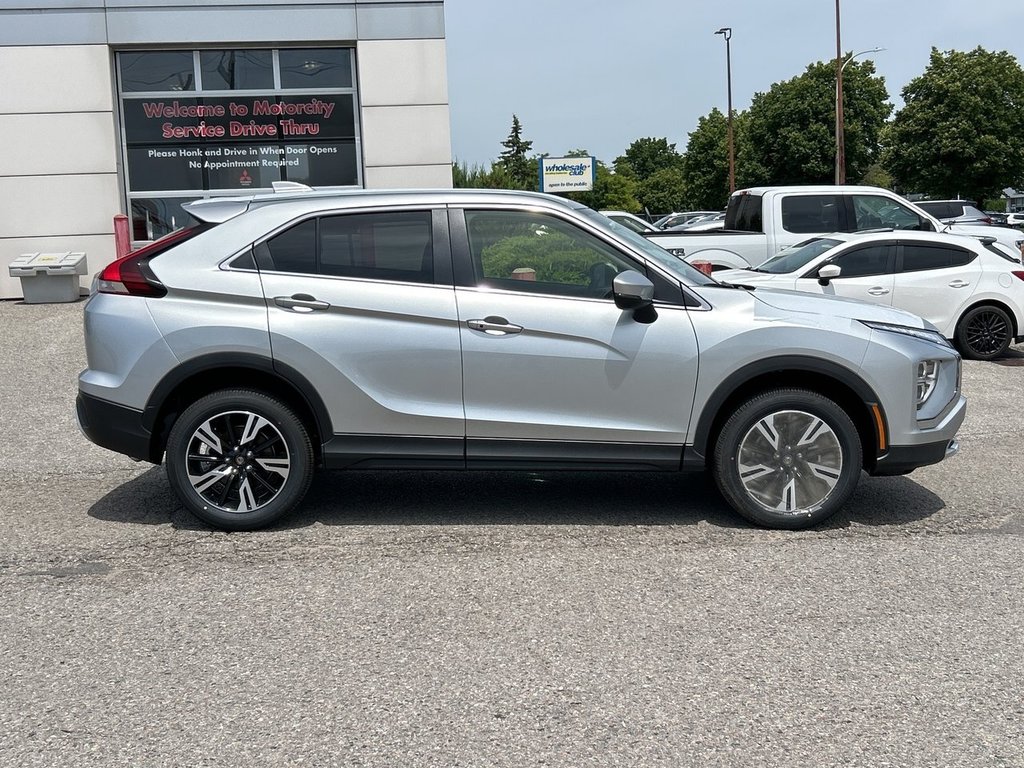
left=364, top=163, right=452, bottom=189
left=357, top=39, right=447, bottom=107
left=0, top=175, right=120, bottom=238
left=361, top=104, right=450, bottom=167
left=105, top=7, right=359, bottom=45
left=0, top=113, right=118, bottom=176
left=0, top=45, right=113, bottom=113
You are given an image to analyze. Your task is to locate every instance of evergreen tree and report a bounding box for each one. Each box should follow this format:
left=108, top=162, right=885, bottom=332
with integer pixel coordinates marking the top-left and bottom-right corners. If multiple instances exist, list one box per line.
left=497, top=115, right=536, bottom=190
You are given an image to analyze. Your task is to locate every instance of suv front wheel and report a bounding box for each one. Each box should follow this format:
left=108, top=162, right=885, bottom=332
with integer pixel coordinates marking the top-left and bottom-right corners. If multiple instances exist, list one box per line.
left=712, top=389, right=863, bottom=529
left=166, top=389, right=314, bottom=530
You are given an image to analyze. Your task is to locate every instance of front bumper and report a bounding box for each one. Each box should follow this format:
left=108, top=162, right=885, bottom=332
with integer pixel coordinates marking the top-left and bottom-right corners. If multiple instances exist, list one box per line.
left=870, top=393, right=967, bottom=476
left=872, top=437, right=959, bottom=475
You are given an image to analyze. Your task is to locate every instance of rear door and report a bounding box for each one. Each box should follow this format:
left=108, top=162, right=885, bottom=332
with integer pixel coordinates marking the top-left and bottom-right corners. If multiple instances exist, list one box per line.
left=255, top=207, right=465, bottom=465
left=890, top=240, right=979, bottom=334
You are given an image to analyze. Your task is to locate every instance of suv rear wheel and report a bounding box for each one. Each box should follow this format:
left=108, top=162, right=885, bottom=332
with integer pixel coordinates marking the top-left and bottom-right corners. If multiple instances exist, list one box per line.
left=166, top=389, right=314, bottom=530
left=712, top=389, right=863, bottom=529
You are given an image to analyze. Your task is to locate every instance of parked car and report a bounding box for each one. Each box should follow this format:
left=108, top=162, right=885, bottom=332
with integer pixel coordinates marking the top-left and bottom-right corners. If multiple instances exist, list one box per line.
left=986, top=211, right=1008, bottom=226
left=916, top=200, right=992, bottom=225
left=1007, top=212, right=1024, bottom=229
left=645, top=186, right=1024, bottom=271
left=654, top=211, right=720, bottom=229
left=78, top=187, right=965, bottom=532
left=715, top=230, right=1024, bottom=360
left=599, top=210, right=659, bottom=233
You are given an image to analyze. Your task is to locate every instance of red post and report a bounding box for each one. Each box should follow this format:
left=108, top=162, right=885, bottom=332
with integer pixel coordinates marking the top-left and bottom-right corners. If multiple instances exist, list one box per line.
left=113, top=214, right=131, bottom=260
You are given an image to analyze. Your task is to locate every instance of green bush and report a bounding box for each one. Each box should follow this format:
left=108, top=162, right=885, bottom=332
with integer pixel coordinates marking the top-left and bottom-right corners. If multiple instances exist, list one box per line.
left=481, top=232, right=595, bottom=285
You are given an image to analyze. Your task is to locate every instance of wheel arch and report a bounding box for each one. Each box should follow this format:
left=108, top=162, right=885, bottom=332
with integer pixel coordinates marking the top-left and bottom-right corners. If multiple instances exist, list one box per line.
left=956, top=298, right=1020, bottom=337
left=689, top=356, right=886, bottom=473
left=141, top=353, right=332, bottom=464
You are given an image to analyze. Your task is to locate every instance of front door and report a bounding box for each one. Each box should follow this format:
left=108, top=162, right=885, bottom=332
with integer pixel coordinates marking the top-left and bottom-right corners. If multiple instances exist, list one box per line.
left=450, top=207, right=700, bottom=468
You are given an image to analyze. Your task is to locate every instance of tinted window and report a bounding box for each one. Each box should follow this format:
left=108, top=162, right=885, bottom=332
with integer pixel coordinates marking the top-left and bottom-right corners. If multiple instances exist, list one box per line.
left=265, top=219, right=317, bottom=273
left=781, top=195, right=842, bottom=233
left=726, top=194, right=763, bottom=232
left=900, top=243, right=976, bottom=272
left=119, top=51, right=195, bottom=92
left=279, top=49, right=353, bottom=88
left=758, top=238, right=842, bottom=274
left=466, top=210, right=639, bottom=299
left=825, top=244, right=892, bottom=278
left=200, top=50, right=274, bottom=90
left=320, top=212, right=433, bottom=283
left=851, top=195, right=925, bottom=231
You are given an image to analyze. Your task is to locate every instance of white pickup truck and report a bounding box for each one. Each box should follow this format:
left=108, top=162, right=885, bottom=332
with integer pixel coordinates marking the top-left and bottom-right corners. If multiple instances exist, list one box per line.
left=645, top=185, right=1024, bottom=270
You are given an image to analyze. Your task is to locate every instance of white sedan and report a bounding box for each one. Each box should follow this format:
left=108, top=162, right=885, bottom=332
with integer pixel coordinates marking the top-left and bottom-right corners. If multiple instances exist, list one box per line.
left=715, top=230, right=1024, bottom=360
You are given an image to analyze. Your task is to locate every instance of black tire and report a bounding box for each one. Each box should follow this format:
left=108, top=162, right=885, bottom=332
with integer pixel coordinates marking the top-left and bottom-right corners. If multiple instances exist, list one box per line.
left=712, top=388, right=863, bottom=530
left=955, top=305, right=1013, bottom=361
left=166, top=389, right=314, bottom=531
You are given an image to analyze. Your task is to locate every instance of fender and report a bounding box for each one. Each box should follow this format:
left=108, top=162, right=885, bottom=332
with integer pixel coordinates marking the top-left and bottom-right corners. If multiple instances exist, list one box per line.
left=141, top=352, right=334, bottom=439
left=687, top=354, right=886, bottom=465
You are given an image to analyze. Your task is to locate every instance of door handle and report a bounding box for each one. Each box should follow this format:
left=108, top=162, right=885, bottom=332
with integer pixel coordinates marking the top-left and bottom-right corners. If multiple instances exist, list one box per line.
left=274, top=294, right=330, bottom=312
left=867, top=287, right=890, bottom=296
left=948, top=279, right=971, bottom=288
left=467, top=316, right=523, bottom=335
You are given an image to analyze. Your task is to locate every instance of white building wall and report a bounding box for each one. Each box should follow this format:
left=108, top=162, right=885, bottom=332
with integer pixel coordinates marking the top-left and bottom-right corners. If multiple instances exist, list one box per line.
left=0, top=45, right=120, bottom=299
left=0, top=1, right=451, bottom=300
left=358, top=39, right=453, bottom=190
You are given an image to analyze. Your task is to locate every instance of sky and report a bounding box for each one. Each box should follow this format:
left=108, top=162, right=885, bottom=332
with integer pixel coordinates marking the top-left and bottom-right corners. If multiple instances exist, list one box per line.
left=443, top=0, right=1024, bottom=168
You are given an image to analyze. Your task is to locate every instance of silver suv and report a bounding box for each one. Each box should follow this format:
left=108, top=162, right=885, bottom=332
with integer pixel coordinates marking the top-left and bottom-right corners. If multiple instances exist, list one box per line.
left=78, top=188, right=966, bottom=531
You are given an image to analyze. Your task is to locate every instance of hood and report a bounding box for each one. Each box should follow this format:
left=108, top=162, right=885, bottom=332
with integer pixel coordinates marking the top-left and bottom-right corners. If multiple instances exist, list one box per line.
left=749, top=286, right=931, bottom=329
left=715, top=268, right=783, bottom=285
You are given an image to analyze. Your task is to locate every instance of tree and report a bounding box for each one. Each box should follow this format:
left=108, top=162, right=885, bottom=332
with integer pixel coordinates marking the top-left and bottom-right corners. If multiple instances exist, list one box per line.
left=559, top=149, right=641, bottom=212
left=614, top=137, right=684, bottom=181
left=636, top=166, right=688, bottom=216
left=496, top=114, right=535, bottom=190
left=681, top=108, right=732, bottom=210
left=882, top=47, right=1024, bottom=203
left=741, top=58, right=891, bottom=187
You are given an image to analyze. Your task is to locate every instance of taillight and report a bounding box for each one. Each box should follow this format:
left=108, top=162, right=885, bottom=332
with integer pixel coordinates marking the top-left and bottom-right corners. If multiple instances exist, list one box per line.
left=1012, top=271, right=1024, bottom=282
left=96, top=224, right=206, bottom=297
left=97, top=252, right=166, bottom=297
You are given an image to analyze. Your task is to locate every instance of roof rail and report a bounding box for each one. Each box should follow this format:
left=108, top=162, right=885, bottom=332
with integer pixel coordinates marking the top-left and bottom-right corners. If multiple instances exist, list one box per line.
left=272, top=181, right=314, bottom=193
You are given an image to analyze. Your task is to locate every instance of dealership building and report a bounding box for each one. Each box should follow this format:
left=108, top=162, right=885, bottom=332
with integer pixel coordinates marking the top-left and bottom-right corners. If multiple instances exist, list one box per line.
left=0, top=0, right=452, bottom=298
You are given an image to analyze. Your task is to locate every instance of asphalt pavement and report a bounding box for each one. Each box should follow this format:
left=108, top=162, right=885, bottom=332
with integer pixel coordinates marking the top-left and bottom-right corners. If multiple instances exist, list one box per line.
left=1, top=298, right=1023, bottom=767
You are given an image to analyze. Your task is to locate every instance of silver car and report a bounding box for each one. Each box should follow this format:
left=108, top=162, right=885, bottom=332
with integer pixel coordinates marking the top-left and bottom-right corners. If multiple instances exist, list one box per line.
left=78, top=187, right=966, bottom=531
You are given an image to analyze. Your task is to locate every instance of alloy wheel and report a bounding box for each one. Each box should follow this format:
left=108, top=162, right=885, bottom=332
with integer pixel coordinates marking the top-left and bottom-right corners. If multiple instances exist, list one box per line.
left=185, top=410, right=291, bottom=513
left=736, top=409, right=843, bottom=514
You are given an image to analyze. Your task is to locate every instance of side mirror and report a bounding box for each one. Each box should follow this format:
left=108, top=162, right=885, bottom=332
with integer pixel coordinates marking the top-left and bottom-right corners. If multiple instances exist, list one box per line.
left=817, top=263, right=842, bottom=286
left=612, top=270, right=657, bottom=323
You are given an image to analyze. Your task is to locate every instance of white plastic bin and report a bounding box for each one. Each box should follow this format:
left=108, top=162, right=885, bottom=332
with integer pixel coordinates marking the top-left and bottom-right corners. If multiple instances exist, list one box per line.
left=8, top=252, right=87, bottom=303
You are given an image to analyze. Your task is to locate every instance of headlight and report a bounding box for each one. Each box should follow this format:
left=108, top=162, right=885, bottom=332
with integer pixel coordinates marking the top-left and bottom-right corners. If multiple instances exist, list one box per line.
left=916, top=360, right=939, bottom=408
left=859, top=320, right=952, bottom=348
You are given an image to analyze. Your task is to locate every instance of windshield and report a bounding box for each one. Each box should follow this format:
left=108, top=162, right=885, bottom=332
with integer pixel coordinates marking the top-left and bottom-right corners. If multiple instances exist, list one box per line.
left=581, top=209, right=717, bottom=285
left=754, top=237, right=843, bottom=274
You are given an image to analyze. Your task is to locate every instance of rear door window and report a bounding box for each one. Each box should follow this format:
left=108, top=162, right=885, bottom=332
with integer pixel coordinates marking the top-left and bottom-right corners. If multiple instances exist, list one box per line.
left=898, top=243, right=976, bottom=272
left=780, top=195, right=844, bottom=234
left=257, top=211, right=435, bottom=283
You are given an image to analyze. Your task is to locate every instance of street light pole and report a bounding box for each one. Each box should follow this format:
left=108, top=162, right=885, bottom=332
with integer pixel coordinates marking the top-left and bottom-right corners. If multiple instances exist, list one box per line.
left=835, top=45, right=884, bottom=185
left=715, top=27, right=735, bottom=194
left=834, top=0, right=843, bottom=183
